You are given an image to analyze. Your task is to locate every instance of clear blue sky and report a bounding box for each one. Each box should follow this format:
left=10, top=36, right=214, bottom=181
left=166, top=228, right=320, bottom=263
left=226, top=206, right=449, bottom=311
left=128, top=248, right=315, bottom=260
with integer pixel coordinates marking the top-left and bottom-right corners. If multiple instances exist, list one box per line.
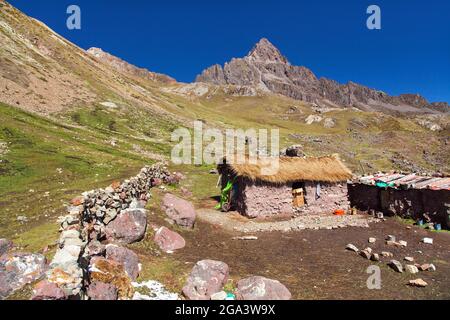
left=8, top=0, right=450, bottom=103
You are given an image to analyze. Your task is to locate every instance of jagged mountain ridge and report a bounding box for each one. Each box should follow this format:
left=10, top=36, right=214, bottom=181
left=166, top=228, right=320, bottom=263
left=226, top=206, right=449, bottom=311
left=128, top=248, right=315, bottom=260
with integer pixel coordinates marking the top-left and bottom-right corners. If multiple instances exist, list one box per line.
left=87, top=47, right=176, bottom=84
left=196, top=38, right=449, bottom=114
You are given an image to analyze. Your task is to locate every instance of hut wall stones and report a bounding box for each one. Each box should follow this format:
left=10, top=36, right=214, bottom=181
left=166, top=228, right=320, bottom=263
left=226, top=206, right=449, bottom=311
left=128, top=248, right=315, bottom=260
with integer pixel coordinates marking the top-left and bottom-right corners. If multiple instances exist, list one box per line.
left=295, top=182, right=349, bottom=216
left=349, top=175, right=450, bottom=227
left=237, top=180, right=293, bottom=218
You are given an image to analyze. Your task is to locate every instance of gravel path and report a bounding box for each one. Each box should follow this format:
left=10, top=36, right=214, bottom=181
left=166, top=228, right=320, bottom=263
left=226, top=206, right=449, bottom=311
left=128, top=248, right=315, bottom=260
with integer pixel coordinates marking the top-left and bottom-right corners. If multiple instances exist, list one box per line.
left=197, top=209, right=380, bottom=233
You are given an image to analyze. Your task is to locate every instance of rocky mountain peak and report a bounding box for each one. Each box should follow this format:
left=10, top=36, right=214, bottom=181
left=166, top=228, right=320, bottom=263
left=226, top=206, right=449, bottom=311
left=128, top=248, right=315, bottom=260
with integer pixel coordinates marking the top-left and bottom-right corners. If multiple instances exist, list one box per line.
left=246, top=38, right=289, bottom=64
left=196, top=38, right=447, bottom=115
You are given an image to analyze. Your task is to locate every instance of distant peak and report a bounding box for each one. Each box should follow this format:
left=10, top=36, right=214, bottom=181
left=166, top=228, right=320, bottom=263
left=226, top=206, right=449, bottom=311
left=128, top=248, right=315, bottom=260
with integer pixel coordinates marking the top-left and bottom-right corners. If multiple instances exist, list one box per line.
left=246, top=38, right=289, bottom=64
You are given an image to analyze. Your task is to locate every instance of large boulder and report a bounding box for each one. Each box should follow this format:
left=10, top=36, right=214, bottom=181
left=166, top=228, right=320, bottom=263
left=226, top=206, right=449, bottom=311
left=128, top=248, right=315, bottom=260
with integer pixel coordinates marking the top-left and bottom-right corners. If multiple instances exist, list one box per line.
left=0, top=239, right=13, bottom=256
left=89, top=257, right=134, bottom=299
left=0, top=253, right=47, bottom=299
left=105, top=245, right=140, bottom=281
left=182, top=260, right=229, bottom=300
left=161, top=194, right=196, bottom=229
left=105, top=209, right=147, bottom=244
left=236, top=276, right=292, bottom=300
left=87, top=281, right=118, bottom=300
left=154, top=227, right=186, bottom=253
left=31, top=280, right=67, bottom=300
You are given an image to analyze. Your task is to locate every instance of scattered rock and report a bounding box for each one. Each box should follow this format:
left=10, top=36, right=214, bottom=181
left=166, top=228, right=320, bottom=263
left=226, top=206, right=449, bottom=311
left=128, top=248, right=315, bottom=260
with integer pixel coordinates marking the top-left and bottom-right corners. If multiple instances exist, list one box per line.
left=305, top=115, right=323, bottom=125
left=359, top=250, right=371, bottom=260
left=371, top=253, right=380, bottom=262
left=209, top=168, right=219, bottom=174
left=419, top=263, right=436, bottom=272
left=236, top=276, right=292, bottom=300
left=388, top=260, right=403, bottom=273
left=381, top=251, right=393, bottom=257
left=323, top=118, right=336, bottom=128
left=405, top=265, right=419, bottom=274
left=182, top=260, right=229, bottom=300
left=368, top=237, right=376, bottom=243
left=232, top=236, right=258, bottom=241
left=398, top=240, right=407, bottom=247
left=31, top=280, right=67, bottom=300
left=105, top=209, right=147, bottom=244
left=17, top=216, right=28, bottom=223
left=161, top=194, right=196, bottom=229
left=408, top=278, right=428, bottom=287
left=87, top=281, right=118, bottom=300
left=345, top=244, right=359, bottom=252
left=404, top=257, right=414, bottom=262
left=70, top=196, right=84, bottom=206
left=105, top=245, right=140, bottom=281
left=153, top=227, right=186, bottom=253
left=421, top=238, right=433, bottom=245
left=0, top=239, right=13, bottom=256
left=386, top=235, right=396, bottom=242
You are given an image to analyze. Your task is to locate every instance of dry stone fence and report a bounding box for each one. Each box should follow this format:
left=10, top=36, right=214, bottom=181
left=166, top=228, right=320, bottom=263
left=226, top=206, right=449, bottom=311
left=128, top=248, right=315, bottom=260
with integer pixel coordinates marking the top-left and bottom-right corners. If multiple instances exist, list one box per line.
left=38, top=163, right=180, bottom=299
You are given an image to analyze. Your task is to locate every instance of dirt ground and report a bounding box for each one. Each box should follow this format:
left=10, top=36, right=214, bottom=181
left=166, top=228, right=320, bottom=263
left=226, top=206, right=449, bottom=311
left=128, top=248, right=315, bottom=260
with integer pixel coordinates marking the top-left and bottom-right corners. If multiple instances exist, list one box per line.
left=170, top=215, right=450, bottom=300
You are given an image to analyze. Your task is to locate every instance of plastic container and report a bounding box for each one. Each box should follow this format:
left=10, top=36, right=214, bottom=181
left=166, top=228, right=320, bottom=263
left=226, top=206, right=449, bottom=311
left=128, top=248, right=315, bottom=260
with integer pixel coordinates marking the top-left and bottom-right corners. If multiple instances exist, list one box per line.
left=334, top=209, right=345, bottom=216
left=435, top=224, right=442, bottom=231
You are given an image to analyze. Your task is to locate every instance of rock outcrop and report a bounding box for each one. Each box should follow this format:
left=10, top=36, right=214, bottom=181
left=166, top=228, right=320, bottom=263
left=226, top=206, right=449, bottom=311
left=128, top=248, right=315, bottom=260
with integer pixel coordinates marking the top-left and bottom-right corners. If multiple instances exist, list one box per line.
left=196, top=38, right=447, bottom=114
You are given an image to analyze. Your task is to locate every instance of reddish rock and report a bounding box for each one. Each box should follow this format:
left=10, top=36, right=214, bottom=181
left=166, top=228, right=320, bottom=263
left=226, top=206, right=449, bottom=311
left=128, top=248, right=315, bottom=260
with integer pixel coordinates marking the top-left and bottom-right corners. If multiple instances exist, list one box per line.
left=0, top=239, right=13, bottom=256
left=151, top=178, right=162, bottom=187
left=31, top=280, right=67, bottom=300
left=161, top=194, right=196, bottom=229
left=70, top=196, right=84, bottom=206
left=236, top=276, right=292, bottom=300
left=85, top=240, right=106, bottom=257
left=105, top=210, right=147, bottom=244
left=182, top=260, right=229, bottom=300
left=87, top=281, right=118, bottom=300
left=154, top=227, right=186, bottom=253
left=105, top=245, right=140, bottom=281
left=0, top=253, right=47, bottom=299
left=88, top=257, right=134, bottom=299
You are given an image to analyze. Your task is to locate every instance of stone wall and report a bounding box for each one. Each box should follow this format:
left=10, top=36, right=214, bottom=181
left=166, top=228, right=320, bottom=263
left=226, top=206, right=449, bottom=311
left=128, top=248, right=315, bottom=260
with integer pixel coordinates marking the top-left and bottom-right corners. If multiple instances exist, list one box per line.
left=234, top=179, right=349, bottom=218
left=294, top=182, right=349, bottom=216
left=348, top=183, right=450, bottom=227
left=45, top=163, right=178, bottom=299
left=238, top=179, right=294, bottom=218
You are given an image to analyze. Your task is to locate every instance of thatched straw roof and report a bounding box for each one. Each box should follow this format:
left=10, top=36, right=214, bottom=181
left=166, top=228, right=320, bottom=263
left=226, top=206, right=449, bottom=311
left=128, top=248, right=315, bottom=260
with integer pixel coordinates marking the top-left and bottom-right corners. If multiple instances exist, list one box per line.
left=223, top=154, right=352, bottom=183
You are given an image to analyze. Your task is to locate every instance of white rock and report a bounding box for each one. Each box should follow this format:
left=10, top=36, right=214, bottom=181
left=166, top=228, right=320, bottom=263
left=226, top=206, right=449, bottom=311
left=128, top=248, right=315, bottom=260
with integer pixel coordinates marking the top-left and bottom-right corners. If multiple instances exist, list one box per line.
left=211, top=291, right=228, bottom=300
left=421, top=238, right=433, bottom=245
left=368, top=237, right=376, bottom=243
left=405, top=265, right=419, bottom=274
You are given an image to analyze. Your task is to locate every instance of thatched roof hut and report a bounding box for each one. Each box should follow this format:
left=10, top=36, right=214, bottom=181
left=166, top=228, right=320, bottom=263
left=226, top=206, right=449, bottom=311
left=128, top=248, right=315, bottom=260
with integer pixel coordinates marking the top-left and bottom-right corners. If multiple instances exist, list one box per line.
left=218, top=154, right=352, bottom=217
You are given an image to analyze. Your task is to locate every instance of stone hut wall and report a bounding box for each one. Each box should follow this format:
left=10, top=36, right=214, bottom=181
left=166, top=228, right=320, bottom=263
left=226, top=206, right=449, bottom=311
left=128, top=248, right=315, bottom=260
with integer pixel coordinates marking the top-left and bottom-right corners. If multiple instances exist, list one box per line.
left=239, top=180, right=294, bottom=218
left=349, top=183, right=450, bottom=226
left=234, top=180, right=349, bottom=218
left=294, top=182, right=349, bottom=216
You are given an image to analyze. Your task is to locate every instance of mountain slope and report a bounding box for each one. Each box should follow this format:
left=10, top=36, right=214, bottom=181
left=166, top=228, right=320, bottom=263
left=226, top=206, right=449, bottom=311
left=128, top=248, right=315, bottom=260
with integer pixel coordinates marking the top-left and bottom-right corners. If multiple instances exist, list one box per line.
left=196, top=38, right=449, bottom=114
